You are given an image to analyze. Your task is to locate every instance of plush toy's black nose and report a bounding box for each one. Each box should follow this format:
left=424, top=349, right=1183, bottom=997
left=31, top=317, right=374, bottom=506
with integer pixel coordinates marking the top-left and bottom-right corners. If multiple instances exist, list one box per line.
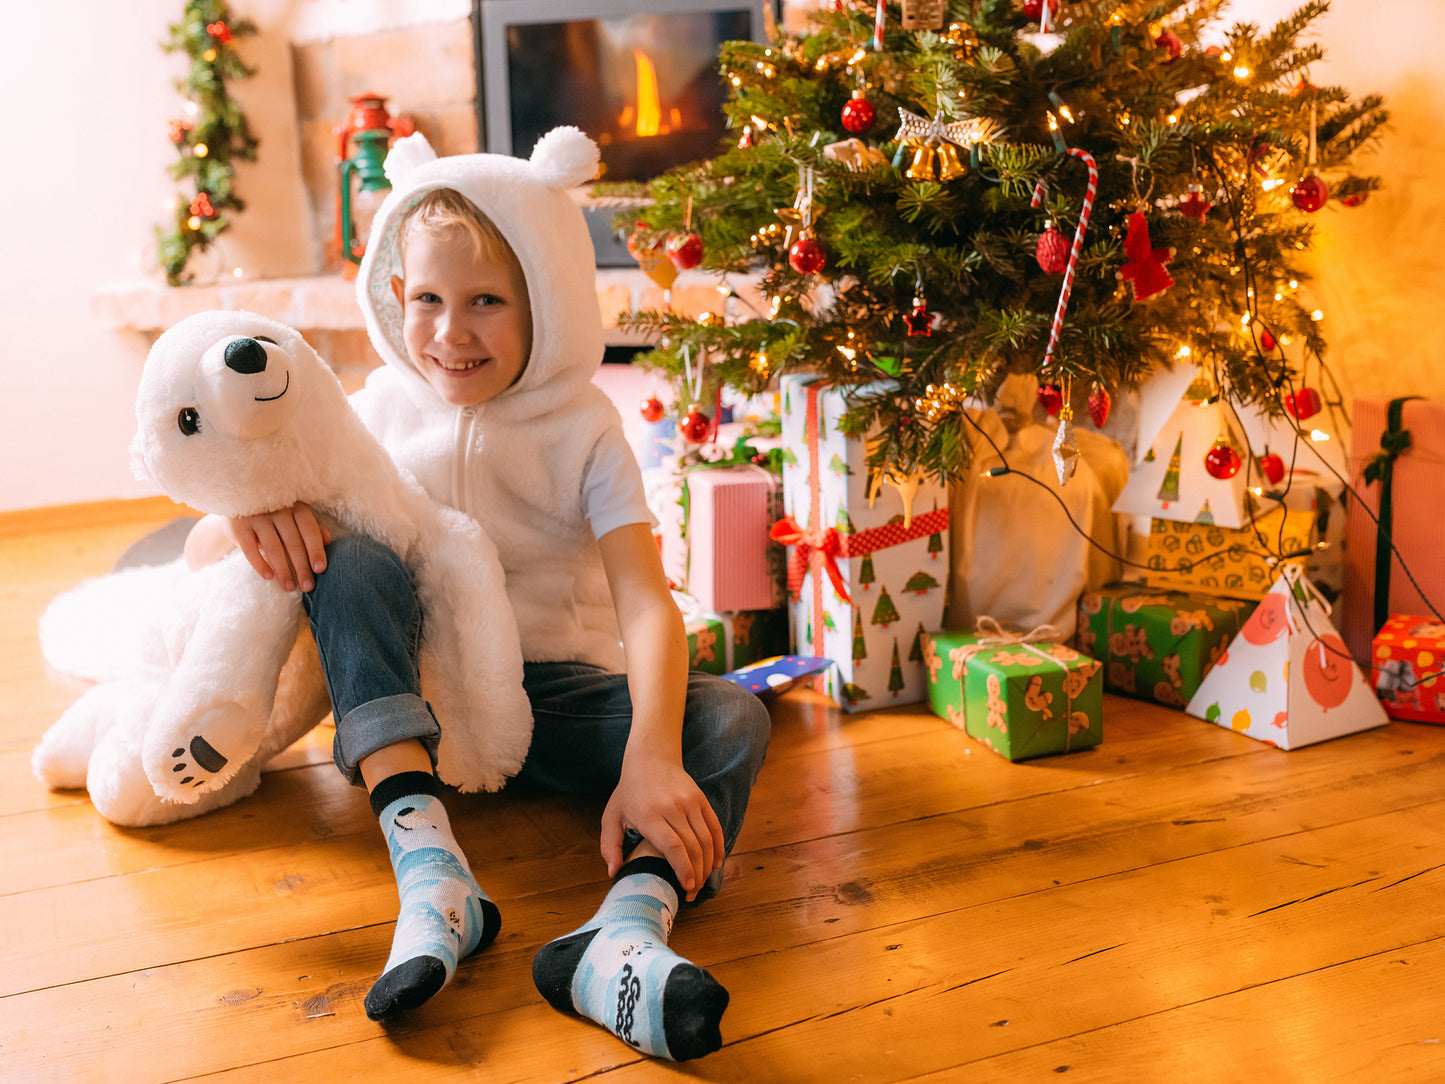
left=224, top=337, right=268, bottom=375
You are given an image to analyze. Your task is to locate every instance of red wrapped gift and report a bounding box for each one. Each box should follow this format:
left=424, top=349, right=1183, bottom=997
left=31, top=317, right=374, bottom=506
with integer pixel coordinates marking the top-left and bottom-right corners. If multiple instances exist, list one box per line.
left=1341, top=397, right=1445, bottom=662
left=1371, top=615, right=1445, bottom=723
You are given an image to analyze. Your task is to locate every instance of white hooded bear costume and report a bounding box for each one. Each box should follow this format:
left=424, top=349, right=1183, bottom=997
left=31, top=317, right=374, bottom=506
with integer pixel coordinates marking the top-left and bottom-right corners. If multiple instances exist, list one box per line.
left=353, top=127, right=631, bottom=669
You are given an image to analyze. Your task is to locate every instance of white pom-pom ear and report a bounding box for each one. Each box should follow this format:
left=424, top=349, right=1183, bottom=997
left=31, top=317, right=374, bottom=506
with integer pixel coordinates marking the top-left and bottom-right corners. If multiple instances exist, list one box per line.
left=385, top=133, right=439, bottom=185
left=529, top=126, right=601, bottom=189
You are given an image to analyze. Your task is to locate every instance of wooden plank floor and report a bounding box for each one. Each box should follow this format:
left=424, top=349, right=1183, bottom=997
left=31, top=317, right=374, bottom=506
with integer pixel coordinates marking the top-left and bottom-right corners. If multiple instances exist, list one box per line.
left=4, top=502, right=1445, bottom=1082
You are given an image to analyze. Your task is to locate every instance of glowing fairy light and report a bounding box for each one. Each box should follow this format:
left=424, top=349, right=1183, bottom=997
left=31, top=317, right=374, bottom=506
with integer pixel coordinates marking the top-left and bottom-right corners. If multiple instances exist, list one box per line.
left=1310, top=309, right=1324, bottom=321
left=1310, top=429, right=1330, bottom=441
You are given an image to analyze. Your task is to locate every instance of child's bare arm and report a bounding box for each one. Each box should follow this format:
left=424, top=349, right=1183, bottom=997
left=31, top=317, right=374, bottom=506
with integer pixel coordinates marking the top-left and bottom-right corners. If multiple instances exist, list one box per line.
left=596, top=522, right=725, bottom=901
left=184, top=504, right=331, bottom=592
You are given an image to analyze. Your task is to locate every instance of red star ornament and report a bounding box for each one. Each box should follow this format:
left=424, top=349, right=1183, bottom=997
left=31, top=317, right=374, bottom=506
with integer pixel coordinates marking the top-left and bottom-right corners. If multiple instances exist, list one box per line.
left=1178, top=186, right=1212, bottom=221
left=904, top=299, right=933, bottom=336
left=1117, top=211, right=1175, bottom=302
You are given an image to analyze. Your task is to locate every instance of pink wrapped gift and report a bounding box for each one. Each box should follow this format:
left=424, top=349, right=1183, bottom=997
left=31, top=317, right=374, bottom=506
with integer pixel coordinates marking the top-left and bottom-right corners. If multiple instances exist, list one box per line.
left=661, top=465, right=784, bottom=613
left=1342, top=397, right=1445, bottom=663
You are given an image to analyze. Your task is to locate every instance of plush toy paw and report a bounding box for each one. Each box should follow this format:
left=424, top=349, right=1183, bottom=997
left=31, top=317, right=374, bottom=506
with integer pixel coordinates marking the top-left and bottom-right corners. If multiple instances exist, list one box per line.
left=145, top=699, right=270, bottom=801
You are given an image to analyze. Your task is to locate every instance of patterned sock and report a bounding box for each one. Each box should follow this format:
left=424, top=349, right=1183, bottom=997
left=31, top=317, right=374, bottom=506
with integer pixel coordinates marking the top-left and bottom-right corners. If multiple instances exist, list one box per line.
left=365, top=771, right=500, bottom=1020
left=531, top=856, right=729, bottom=1060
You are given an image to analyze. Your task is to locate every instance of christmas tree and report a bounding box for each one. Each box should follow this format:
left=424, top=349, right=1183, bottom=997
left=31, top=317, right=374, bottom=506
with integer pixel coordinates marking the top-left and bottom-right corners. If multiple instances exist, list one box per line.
left=613, top=0, right=1385, bottom=482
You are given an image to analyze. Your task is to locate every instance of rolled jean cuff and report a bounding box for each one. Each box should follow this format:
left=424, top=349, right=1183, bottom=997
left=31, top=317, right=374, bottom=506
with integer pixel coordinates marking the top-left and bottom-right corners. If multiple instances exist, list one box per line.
left=332, top=693, right=441, bottom=786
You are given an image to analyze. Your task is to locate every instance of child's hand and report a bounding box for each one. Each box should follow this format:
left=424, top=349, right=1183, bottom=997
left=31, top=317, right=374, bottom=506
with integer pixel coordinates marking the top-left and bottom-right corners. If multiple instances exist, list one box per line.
left=226, top=502, right=331, bottom=592
left=602, top=749, right=725, bottom=902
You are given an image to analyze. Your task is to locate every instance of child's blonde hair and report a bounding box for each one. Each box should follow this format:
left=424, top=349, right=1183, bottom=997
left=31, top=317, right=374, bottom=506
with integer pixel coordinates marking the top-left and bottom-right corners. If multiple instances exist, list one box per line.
left=398, top=187, right=518, bottom=268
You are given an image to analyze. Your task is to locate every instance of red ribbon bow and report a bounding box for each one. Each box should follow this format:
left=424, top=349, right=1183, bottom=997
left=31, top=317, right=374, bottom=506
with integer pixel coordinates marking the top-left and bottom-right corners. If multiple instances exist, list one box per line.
left=770, top=516, right=853, bottom=604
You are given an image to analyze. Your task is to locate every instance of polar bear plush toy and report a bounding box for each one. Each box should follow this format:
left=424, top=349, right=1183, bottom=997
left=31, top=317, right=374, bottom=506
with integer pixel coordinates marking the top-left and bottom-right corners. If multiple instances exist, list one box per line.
left=32, top=310, right=533, bottom=826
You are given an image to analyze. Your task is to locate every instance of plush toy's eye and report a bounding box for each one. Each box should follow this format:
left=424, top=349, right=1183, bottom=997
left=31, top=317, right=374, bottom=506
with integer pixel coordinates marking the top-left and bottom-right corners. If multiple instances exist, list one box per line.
left=177, top=407, right=201, bottom=436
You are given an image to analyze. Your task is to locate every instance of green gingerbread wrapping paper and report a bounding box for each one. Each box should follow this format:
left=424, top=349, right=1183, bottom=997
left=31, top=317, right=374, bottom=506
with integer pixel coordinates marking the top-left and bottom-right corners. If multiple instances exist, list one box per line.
left=920, top=623, right=1104, bottom=761
left=1075, top=582, right=1255, bottom=707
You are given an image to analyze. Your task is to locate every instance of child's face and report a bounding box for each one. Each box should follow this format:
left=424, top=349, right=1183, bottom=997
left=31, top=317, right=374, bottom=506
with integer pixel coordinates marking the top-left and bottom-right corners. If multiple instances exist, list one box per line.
left=389, top=226, right=532, bottom=408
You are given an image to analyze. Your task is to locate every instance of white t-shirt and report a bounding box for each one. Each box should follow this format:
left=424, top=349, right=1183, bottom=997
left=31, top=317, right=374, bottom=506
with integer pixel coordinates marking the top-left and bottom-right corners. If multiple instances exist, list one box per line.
left=581, top=425, right=657, bottom=540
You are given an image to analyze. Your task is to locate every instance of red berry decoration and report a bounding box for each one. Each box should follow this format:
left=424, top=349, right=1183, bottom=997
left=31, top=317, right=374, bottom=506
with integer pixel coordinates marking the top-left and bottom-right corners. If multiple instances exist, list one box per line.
left=1037, top=383, right=1064, bottom=417
left=841, top=96, right=876, bottom=134
left=1291, top=174, right=1329, bottom=213
left=1285, top=387, right=1323, bottom=420
left=1204, top=440, right=1242, bottom=480
left=1021, top=0, right=1058, bottom=19
left=665, top=231, right=704, bottom=271
left=1341, top=192, right=1369, bottom=207
left=679, top=408, right=712, bottom=444
left=788, top=236, right=827, bottom=275
left=1036, top=225, right=1070, bottom=275
left=1260, top=452, right=1286, bottom=485
left=1087, top=385, right=1112, bottom=428
left=640, top=396, right=665, bottom=423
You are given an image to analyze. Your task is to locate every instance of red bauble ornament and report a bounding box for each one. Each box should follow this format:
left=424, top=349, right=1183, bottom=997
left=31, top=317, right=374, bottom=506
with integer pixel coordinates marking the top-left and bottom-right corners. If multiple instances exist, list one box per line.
left=1291, top=174, right=1329, bottom=213
left=841, top=96, right=876, bottom=134
left=1258, top=325, right=1277, bottom=353
left=1153, top=30, right=1183, bottom=61
left=1204, top=440, right=1242, bottom=480
left=679, top=409, right=712, bottom=444
left=788, top=236, right=827, bottom=275
left=1037, top=383, right=1064, bottom=417
left=1036, top=225, right=1070, bottom=275
left=1341, top=192, right=1368, bottom=207
left=640, top=396, right=665, bottom=423
left=1178, top=186, right=1212, bottom=221
left=1021, top=0, right=1058, bottom=19
left=1088, top=385, right=1112, bottom=428
left=1285, top=387, right=1323, bottom=420
left=665, top=231, right=704, bottom=271
left=1260, top=452, right=1286, bottom=485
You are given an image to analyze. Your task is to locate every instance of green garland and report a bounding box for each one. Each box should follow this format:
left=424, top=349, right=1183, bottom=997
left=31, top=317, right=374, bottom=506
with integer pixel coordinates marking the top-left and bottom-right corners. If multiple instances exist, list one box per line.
left=156, top=1, right=258, bottom=286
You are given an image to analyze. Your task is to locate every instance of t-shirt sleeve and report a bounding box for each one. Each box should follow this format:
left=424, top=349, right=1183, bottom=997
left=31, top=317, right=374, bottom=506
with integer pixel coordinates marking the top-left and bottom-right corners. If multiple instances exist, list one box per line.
left=582, top=425, right=658, bottom=539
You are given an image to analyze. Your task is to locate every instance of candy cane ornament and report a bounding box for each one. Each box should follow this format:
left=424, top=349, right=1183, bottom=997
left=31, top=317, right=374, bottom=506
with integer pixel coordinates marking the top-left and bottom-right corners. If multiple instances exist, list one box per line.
left=1030, top=148, right=1098, bottom=370
left=873, top=0, right=886, bottom=49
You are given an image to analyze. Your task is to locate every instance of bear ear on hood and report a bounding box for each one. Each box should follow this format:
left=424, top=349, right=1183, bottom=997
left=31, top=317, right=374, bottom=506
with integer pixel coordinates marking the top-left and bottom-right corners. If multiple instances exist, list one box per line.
left=528, top=126, right=600, bottom=190
left=384, top=132, right=440, bottom=186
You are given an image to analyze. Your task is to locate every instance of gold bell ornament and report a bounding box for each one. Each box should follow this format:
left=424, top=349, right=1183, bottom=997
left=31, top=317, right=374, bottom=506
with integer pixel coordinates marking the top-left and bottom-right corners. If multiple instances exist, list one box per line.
left=905, top=140, right=936, bottom=181
left=933, top=140, right=969, bottom=181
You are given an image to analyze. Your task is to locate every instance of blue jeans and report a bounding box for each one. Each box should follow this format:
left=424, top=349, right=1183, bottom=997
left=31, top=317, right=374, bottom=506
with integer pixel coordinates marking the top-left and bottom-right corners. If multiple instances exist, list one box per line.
left=303, top=535, right=772, bottom=899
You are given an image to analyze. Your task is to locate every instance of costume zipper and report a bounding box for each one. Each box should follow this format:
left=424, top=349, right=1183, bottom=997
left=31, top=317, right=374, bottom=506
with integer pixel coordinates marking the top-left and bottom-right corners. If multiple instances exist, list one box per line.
left=453, top=406, right=478, bottom=517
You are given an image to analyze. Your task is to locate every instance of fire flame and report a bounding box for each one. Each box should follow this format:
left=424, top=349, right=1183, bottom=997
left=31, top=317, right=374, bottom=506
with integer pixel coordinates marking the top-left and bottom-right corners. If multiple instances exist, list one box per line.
left=619, top=50, right=673, bottom=138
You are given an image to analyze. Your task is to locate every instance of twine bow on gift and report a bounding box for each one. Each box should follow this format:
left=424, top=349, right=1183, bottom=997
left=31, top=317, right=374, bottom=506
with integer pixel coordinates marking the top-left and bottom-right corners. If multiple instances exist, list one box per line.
left=949, top=617, right=1064, bottom=677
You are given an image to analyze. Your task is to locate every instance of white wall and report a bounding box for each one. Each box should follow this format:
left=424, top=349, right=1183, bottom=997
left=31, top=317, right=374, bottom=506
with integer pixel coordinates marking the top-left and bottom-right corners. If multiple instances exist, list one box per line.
left=1, top=0, right=1440, bottom=513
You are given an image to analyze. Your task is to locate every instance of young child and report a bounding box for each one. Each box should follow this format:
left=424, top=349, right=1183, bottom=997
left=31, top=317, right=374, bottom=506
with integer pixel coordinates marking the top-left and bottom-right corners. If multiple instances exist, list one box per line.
left=184, top=128, right=771, bottom=1060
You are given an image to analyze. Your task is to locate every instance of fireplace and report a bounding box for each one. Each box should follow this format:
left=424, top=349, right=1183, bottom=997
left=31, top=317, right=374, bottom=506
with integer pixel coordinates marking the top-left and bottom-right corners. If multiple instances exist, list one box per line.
left=472, top=0, right=774, bottom=265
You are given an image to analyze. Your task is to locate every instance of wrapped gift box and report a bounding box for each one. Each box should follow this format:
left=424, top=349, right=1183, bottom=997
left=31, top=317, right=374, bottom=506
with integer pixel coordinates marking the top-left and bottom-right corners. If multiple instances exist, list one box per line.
left=1342, top=397, right=1445, bottom=663
left=681, top=599, right=789, bottom=676
left=1371, top=615, right=1445, bottom=723
left=658, top=465, right=784, bottom=613
left=1186, top=567, right=1388, bottom=749
left=1076, top=582, right=1256, bottom=707
left=1142, top=505, right=1313, bottom=601
left=778, top=374, right=950, bottom=712
left=920, top=626, right=1104, bottom=761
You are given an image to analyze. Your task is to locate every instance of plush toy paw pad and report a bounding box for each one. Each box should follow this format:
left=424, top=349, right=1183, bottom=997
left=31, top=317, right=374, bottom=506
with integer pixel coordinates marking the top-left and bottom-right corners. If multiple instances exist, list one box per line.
left=168, top=736, right=230, bottom=788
